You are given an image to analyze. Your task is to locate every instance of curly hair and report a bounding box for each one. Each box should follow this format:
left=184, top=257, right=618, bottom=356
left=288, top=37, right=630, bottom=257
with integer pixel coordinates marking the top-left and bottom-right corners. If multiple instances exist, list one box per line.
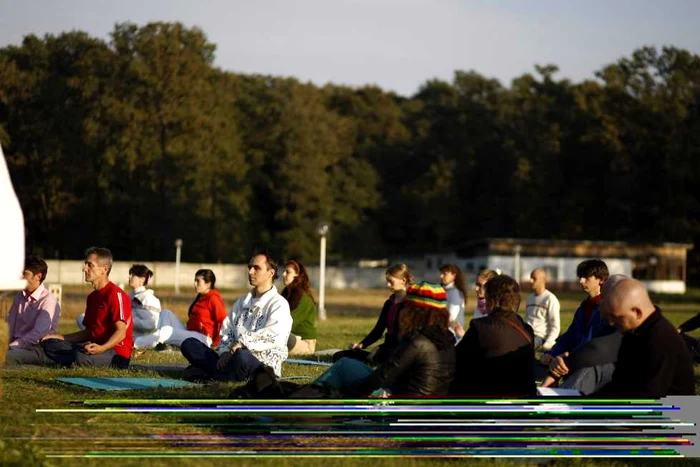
left=281, top=260, right=316, bottom=310
left=399, top=304, right=450, bottom=337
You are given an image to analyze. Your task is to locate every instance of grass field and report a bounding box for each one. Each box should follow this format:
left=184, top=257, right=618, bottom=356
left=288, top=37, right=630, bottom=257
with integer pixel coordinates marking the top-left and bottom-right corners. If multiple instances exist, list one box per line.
left=1, top=287, right=700, bottom=466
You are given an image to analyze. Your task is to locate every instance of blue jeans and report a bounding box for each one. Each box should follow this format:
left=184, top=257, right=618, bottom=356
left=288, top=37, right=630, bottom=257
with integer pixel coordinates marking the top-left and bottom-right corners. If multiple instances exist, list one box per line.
left=313, top=357, right=375, bottom=392
left=181, top=337, right=262, bottom=382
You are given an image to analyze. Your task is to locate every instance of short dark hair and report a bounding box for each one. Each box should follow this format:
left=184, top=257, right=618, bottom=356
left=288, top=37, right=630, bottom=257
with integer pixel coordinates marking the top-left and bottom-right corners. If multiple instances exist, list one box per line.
left=251, top=251, right=279, bottom=280
left=485, top=274, right=521, bottom=313
left=25, top=255, right=48, bottom=283
left=195, top=269, right=217, bottom=289
left=129, top=264, right=154, bottom=285
left=576, top=259, right=609, bottom=281
left=84, top=247, right=113, bottom=274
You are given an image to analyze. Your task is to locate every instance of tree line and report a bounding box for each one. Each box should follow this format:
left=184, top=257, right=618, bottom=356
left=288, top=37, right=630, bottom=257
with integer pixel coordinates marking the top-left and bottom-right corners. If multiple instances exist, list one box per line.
left=1, top=23, right=699, bottom=283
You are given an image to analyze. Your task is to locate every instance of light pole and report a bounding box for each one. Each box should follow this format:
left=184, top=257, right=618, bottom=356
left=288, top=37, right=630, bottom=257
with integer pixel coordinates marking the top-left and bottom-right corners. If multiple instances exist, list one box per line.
left=317, top=223, right=329, bottom=321
left=174, top=239, right=183, bottom=294
left=513, top=244, right=522, bottom=284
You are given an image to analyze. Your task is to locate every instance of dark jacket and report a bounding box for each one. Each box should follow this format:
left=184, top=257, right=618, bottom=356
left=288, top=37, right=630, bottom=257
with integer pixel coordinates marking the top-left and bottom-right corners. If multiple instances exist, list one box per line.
left=678, top=312, right=700, bottom=334
left=353, top=326, right=456, bottom=397
left=592, top=307, right=695, bottom=398
left=360, top=296, right=405, bottom=351
left=548, top=296, right=615, bottom=357
left=451, top=308, right=536, bottom=397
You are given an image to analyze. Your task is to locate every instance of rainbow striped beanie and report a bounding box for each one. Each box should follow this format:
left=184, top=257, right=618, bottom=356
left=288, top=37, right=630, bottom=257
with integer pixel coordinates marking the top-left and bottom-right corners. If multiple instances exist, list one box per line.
left=405, top=281, right=447, bottom=310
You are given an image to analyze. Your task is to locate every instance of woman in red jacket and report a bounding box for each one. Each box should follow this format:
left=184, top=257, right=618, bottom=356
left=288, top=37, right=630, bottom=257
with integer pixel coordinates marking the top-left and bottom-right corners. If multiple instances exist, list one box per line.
left=133, top=269, right=227, bottom=350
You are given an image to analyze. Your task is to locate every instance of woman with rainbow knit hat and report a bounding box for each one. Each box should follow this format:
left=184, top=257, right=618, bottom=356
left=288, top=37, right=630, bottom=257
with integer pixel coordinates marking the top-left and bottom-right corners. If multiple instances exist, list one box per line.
left=294, top=281, right=456, bottom=398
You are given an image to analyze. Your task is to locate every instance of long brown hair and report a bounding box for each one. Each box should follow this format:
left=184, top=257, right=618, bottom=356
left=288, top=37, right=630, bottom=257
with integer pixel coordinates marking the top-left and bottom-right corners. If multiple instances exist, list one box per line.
left=440, top=264, right=468, bottom=308
left=281, top=260, right=315, bottom=310
left=399, top=305, right=450, bottom=337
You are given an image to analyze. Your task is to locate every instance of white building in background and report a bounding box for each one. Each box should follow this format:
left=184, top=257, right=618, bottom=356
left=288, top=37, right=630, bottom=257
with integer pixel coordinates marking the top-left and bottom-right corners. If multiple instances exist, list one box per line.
left=420, top=238, right=693, bottom=294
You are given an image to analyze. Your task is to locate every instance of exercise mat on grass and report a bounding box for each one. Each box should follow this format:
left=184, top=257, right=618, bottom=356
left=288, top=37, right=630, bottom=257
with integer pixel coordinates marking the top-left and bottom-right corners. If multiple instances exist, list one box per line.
left=57, top=377, right=197, bottom=391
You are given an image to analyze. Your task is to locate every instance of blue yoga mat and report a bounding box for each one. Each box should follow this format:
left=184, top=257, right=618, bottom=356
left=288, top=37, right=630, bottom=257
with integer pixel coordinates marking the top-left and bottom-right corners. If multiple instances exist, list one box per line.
left=57, top=377, right=197, bottom=391
left=285, top=358, right=333, bottom=367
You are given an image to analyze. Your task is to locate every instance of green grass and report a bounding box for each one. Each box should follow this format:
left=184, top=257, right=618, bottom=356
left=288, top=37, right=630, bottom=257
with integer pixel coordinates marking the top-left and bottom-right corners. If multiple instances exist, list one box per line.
left=2, top=290, right=700, bottom=466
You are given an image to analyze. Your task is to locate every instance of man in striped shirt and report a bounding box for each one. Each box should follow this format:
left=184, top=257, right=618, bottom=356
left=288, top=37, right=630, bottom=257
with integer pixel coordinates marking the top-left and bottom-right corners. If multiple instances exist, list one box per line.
left=41, top=247, right=133, bottom=368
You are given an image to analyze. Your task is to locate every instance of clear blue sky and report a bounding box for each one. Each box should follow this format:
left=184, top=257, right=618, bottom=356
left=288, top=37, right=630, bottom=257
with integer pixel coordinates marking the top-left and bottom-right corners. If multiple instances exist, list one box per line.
left=1, top=0, right=698, bottom=96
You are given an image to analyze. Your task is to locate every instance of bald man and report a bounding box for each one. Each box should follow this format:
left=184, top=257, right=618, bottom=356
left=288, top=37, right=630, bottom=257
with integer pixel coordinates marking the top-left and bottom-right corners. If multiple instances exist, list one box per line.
left=525, top=268, right=560, bottom=351
left=590, top=278, right=694, bottom=397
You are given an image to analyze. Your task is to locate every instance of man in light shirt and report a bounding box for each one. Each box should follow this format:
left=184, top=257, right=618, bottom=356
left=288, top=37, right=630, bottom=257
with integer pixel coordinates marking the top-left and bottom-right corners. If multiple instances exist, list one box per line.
left=524, top=268, right=560, bottom=351
left=181, top=251, right=292, bottom=382
left=5, top=256, right=61, bottom=365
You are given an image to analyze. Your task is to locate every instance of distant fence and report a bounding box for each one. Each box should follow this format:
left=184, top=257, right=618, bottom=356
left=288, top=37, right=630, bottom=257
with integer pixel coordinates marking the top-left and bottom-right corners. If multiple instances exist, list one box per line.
left=44, top=260, right=435, bottom=290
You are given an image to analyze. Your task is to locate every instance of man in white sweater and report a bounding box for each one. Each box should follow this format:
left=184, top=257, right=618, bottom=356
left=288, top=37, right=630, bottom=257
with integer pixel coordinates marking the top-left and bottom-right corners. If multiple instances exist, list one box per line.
left=524, top=268, right=560, bottom=351
left=181, top=252, right=292, bottom=381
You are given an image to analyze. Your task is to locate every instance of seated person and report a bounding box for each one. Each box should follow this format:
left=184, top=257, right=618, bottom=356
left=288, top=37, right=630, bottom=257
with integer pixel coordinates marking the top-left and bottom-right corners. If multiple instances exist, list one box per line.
left=590, top=278, right=694, bottom=397
left=333, top=263, right=411, bottom=365
left=472, top=269, right=500, bottom=320
left=451, top=274, right=536, bottom=397
left=540, top=275, right=627, bottom=395
left=41, top=247, right=133, bottom=368
left=537, top=259, right=614, bottom=378
left=133, top=269, right=226, bottom=350
left=5, top=255, right=61, bottom=365
left=291, top=281, right=455, bottom=398
left=77, top=264, right=161, bottom=338
left=524, top=268, right=560, bottom=351
left=181, top=252, right=292, bottom=382
left=281, top=260, right=317, bottom=355
left=439, top=264, right=468, bottom=339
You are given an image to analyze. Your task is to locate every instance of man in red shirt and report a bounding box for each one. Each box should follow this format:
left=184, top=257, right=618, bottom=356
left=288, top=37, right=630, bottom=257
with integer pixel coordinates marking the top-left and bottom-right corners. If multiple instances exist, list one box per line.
left=41, top=247, right=133, bottom=368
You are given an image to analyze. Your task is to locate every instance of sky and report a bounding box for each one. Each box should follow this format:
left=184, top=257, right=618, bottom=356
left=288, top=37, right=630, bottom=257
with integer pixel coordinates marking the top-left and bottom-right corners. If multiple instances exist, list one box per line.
left=0, top=0, right=698, bottom=96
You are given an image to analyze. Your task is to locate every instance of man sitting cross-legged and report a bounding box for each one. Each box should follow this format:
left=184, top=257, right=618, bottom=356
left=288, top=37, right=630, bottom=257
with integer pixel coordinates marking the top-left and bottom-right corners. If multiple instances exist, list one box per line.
left=536, top=259, right=614, bottom=383
left=5, top=255, right=61, bottom=365
left=181, top=251, right=292, bottom=382
left=40, top=247, right=133, bottom=368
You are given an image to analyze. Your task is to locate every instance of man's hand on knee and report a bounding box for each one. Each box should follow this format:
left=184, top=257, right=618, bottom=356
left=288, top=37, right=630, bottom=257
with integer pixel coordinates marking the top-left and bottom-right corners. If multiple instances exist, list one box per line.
left=83, top=343, right=105, bottom=355
left=548, top=352, right=570, bottom=378
left=40, top=334, right=64, bottom=342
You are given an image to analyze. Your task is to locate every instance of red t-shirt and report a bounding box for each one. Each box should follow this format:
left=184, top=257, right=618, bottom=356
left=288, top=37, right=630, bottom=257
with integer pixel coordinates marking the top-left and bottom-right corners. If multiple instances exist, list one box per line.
left=82, top=281, right=134, bottom=359
left=186, top=289, right=227, bottom=347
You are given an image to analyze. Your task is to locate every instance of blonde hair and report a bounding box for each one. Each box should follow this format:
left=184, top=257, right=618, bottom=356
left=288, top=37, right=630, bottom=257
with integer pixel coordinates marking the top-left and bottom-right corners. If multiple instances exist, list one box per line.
left=477, top=269, right=499, bottom=282
left=386, top=263, right=413, bottom=285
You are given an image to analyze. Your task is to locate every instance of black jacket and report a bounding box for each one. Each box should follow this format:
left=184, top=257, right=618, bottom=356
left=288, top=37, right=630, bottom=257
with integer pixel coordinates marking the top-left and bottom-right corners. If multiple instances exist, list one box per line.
left=678, top=312, right=700, bottom=334
left=592, top=307, right=695, bottom=398
left=360, top=297, right=405, bottom=350
left=353, top=326, right=456, bottom=397
left=451, top=308, right=536, bottom=397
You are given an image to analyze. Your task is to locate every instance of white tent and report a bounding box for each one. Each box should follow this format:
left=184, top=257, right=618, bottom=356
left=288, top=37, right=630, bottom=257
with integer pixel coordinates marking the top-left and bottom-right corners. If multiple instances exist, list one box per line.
left=0, top=143, right=26, bottom=291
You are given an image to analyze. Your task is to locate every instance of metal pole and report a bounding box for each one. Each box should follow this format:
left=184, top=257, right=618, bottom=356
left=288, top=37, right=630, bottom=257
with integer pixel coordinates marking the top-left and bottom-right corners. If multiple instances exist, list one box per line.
left=318, top=233, right=327, bottom=321
left=175, top=239, right=183, bottom=294
left=514, top=244, right=522, bottom=284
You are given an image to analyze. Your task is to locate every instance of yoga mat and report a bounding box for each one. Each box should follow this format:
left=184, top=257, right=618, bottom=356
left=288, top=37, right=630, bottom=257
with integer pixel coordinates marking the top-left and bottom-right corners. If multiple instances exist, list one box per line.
left=57, top=377, right=197, bottom=391
left=285, top=358, right=333, bottom=367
